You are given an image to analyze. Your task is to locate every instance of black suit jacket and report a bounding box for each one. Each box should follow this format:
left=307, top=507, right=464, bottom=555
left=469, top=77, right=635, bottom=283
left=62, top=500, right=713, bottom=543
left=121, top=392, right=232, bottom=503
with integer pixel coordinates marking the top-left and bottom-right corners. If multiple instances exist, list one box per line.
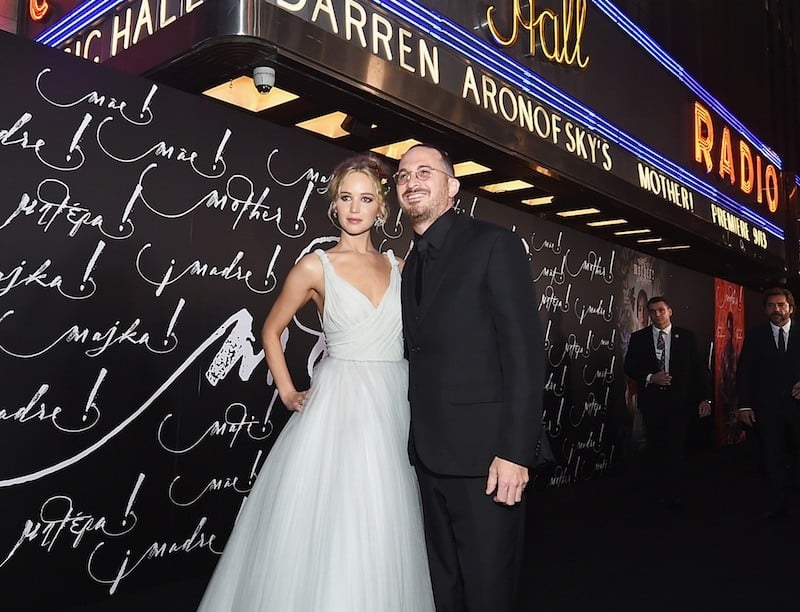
left=624, top=325, right=705, bottom=409
left=401, top=213, right=544, bottom=476
left=736, top=321, right=800, bottom=413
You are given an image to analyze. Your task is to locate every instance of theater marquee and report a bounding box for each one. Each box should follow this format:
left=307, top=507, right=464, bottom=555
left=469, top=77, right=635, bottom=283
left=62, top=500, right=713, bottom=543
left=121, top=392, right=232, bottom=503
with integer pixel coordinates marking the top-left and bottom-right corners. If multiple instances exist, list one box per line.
left=28, top=0, right=787, bottom=262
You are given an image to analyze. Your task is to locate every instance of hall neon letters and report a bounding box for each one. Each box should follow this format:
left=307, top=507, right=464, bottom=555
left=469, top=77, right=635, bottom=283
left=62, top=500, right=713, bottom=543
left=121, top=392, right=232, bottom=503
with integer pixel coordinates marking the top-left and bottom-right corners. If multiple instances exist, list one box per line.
left=486, top=0, right=590, bottom=69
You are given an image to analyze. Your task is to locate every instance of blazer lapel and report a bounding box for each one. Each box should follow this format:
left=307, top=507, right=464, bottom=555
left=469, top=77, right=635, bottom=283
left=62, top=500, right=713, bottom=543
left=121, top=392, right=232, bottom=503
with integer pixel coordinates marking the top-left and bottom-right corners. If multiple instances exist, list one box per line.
left=646, top=328, right=659, bottom=370
left=759, top=323, right=777, bottom=356
left=670, top=328, right=682, bottom=360
left=401, top=247, right=419, bottom=341
left=786, top=320, right=796, bottom=350
left=416, top=214, right=475, bottom=323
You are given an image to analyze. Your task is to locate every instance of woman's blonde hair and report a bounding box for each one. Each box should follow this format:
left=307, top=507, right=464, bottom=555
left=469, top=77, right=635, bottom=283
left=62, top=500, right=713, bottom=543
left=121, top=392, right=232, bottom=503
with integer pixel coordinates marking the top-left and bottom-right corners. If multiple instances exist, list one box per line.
left=327, top=154, right=391, bottom=227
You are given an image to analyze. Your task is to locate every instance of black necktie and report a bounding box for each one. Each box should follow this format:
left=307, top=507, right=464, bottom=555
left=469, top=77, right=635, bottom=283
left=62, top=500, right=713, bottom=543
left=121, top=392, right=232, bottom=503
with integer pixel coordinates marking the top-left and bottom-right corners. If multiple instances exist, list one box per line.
left=414, top=237, right=429, bottom=305
left=779, top=327, right=786, bottom=352
left=657, top=330, right=666, bottom=371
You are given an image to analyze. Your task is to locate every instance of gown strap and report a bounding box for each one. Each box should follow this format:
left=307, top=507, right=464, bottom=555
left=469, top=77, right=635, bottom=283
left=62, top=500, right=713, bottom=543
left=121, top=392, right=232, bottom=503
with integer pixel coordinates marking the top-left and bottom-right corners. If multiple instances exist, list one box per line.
left=314, top=248, right=331, bottom=266
left=384, top=249, right=398, bottom=271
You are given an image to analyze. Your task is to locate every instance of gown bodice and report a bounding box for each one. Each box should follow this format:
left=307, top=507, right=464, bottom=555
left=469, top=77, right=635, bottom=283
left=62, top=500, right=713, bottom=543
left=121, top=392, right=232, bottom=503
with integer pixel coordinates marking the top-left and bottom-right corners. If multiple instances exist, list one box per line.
left=316, top=249, right=403, bottom=362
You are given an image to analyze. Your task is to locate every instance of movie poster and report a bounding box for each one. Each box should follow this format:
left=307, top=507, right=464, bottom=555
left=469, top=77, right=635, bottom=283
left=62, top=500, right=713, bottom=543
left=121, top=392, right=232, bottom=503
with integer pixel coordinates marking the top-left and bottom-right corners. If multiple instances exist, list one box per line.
left=714, top=279, right=746, bottom=445
left=616, top=250, right=664, bottom=455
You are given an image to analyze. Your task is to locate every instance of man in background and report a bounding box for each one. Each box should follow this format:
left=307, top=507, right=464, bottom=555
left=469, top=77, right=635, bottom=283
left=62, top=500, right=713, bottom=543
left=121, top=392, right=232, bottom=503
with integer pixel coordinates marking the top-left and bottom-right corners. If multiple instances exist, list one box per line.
left=737, top=286, right=800, bottom=519
left=624, top=296, right=711, bottom=509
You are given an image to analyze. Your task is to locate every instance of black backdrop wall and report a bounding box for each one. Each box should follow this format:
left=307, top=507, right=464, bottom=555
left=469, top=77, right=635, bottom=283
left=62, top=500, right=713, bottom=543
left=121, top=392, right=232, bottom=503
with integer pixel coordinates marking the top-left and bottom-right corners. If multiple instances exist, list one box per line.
left=0, top=32, right=718, bottom=608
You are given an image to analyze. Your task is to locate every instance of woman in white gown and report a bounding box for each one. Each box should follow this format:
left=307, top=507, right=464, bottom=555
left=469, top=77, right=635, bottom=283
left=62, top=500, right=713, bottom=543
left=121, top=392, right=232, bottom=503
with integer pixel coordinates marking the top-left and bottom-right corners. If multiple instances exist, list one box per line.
left=198, top=155, right=434, bottom=611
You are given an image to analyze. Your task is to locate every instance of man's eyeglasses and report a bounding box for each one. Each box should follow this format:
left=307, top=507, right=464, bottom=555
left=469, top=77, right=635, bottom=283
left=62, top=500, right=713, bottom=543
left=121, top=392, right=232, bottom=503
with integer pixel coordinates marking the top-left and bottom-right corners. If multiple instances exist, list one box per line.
left=392, top=166, right=453, bottom=185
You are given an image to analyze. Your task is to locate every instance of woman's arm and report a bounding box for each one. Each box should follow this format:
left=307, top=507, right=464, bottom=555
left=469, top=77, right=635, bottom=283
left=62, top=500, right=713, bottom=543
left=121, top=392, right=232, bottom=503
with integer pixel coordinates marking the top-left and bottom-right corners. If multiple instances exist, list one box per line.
left=261, top=254, right=323, bottom=411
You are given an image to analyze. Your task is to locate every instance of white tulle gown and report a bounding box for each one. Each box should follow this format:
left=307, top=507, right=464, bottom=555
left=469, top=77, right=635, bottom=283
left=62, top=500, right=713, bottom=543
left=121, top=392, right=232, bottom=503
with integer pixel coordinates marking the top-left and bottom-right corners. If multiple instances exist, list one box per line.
left=198, top=249, right=434, bottom=612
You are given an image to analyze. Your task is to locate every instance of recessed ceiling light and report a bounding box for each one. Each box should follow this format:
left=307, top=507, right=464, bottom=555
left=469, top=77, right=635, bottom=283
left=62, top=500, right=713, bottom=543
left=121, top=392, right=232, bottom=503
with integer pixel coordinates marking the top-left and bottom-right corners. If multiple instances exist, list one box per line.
left=557, top=208, right=600, bottom=217
left=481, top=179, right=535, bottom=193
left=533, top=164, right=556, bottom=178
left=296, top=112, right=351, bottom=138
left=371, top=139, right=421, bottom=159
left=203, top=78, right=299, bottom=112
left=657, top=245, right=691, bottom=251
left=614, top=228, right=652, bottom=236
left=453, top=161, right=492, bottom=177
left=587, top=219, right=628, bottom=227
left=637, top=237, right=663, bottom=243
left=522, top=196, right=555, bottom=206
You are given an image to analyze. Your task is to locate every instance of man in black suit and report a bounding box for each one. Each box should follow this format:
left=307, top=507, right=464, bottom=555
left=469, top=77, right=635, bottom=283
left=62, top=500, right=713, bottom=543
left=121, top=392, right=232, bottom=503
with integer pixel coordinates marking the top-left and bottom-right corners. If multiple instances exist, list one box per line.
left=396, top=143, right=544, bottom=612
left=736, top=286, right=800, bottom=518
left=624, top=297, right=711, bottom=507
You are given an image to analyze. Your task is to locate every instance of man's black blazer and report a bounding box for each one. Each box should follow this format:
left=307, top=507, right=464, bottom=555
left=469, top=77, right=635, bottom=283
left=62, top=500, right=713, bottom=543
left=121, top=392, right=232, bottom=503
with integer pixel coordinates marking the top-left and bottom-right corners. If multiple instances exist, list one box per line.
left=624, top=325, right=705, bottom=408
left=736, top=321, right=800, bottom=413
left=401, top=213, right=544, bottom=477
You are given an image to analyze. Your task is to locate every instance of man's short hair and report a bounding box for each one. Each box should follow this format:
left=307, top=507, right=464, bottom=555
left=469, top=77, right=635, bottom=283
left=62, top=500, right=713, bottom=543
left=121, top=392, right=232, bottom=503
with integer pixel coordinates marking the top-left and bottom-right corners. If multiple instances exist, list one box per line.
left=764, top=286, right=795, bottom=309
left=647, top=296, right=671, bottom=309
left=404, top=143, right=455, bottom=176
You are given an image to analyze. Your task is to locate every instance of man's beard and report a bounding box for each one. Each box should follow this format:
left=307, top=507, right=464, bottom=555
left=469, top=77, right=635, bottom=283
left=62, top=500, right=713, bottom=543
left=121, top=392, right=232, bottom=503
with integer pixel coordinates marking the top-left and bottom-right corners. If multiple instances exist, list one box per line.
left=404, top=207, right=434, bottom=223
left=401, top=200, right=436, bottom=224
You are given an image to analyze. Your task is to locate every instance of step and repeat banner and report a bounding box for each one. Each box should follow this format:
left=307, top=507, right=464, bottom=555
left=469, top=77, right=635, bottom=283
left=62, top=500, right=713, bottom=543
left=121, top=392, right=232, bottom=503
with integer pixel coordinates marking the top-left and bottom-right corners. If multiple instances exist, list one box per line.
left=0, top=32, right=719, bottom=607
left=0, top=31, right=356, bottom=606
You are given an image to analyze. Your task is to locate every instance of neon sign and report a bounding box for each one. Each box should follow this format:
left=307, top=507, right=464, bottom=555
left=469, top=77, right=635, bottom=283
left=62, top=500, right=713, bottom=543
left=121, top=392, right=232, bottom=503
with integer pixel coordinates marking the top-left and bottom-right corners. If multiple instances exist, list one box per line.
left=486, top=0, right=589, bottom=69
left=33, top=0, right=784, bottom=240
left=694, top=101, right=780, bottom=214
left=29, top=0, right=51, bottom=21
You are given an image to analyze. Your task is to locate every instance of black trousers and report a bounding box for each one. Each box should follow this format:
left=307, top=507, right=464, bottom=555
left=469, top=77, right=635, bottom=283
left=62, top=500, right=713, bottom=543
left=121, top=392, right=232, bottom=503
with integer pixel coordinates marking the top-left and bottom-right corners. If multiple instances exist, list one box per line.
left=639, top=393, right=691, bottom=498
left=415, top=466, right=526, bottom=612
left=757, top=401, right=800, bottom=509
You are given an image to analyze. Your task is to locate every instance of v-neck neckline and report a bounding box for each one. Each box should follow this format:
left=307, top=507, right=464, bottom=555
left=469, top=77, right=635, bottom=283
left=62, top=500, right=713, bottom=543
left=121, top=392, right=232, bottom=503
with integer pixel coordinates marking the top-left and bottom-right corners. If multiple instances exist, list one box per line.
left=326, top=252, right=393, bottom=309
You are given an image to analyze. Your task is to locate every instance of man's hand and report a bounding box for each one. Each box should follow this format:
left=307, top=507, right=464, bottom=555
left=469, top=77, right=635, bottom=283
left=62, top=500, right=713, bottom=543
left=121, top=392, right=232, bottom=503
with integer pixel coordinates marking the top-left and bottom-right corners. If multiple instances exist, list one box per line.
left=792, top=381, right=800, bottom=399
left=649, top=371, right=672, bottom=386
left=698, top=400, right=712, bottom=418
left=737, top=409, right=756, bottom=426
left=486, top=457, right=529, bottom=506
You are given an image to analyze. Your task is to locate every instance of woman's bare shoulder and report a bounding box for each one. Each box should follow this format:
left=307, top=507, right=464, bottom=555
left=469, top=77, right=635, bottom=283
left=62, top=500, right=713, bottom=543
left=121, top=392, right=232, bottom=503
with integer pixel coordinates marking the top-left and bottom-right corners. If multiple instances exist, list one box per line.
left=290, top=252, right=324, bottom=282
